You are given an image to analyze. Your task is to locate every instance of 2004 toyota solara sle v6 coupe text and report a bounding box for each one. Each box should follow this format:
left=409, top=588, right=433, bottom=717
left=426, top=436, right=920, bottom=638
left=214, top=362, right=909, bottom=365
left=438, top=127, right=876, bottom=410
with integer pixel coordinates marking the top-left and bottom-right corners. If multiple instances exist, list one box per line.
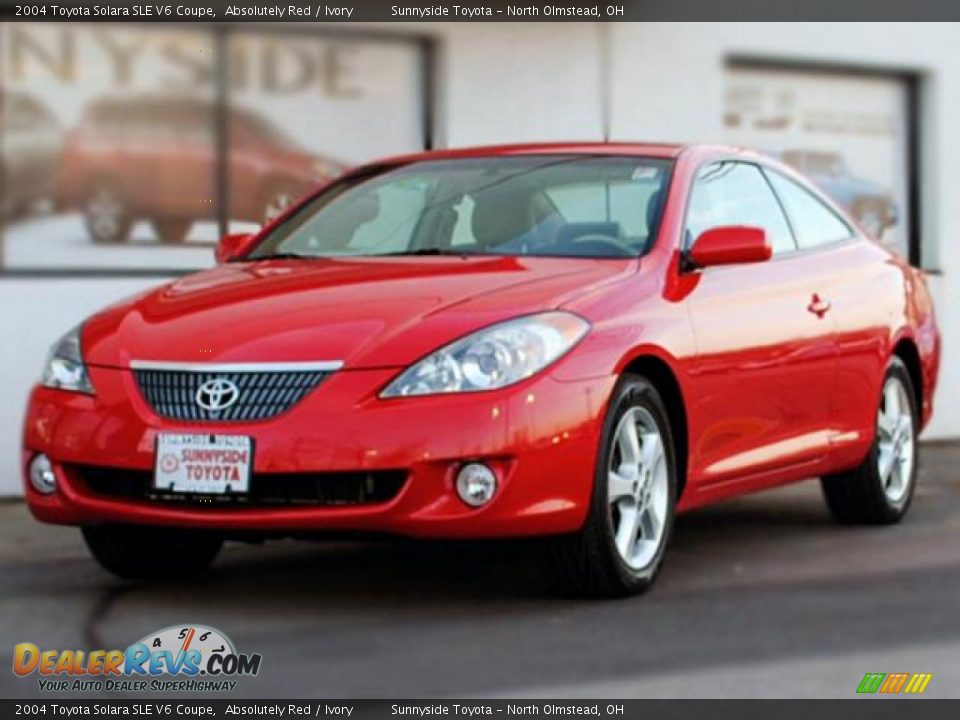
left=23, top=143, right=940, bottom=596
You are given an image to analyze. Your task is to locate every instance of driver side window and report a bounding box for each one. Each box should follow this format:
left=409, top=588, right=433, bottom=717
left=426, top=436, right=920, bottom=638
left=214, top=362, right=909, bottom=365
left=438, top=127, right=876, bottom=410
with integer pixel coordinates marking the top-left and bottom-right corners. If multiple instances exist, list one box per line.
left=685, top=162, right=797, bottom=256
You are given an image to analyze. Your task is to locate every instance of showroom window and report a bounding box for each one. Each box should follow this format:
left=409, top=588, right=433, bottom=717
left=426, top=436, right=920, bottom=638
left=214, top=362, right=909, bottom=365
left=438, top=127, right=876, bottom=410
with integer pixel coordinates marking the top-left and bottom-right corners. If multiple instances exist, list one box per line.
left=724, top=61, right=920, bottom=265
left=0, top=24, right=432, bottom=274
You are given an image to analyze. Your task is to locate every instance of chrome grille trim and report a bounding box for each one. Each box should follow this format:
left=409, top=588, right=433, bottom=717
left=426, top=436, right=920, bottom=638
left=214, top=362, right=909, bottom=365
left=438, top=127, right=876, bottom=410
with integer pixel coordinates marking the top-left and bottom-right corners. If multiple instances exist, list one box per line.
left=130, top=360, right=344, bottom=372
left=131, top=362, right=339, bottom=422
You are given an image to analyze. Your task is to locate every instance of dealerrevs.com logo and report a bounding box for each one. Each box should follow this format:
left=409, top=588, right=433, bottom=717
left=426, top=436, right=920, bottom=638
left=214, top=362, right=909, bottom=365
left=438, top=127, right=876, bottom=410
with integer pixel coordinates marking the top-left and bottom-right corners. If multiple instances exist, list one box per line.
left=13, top=625, right=262, bottom=693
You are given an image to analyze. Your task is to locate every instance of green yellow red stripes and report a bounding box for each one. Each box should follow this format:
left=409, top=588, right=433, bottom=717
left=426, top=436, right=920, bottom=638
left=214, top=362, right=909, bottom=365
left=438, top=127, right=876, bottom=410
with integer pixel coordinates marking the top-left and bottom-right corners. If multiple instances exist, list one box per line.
left=857, top=672, right=932, bottom=694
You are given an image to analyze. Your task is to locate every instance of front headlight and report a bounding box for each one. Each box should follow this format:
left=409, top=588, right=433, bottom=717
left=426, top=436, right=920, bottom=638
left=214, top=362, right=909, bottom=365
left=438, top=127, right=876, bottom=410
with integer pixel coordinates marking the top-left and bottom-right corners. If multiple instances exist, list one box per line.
left=42, top=325, right=94, bottom=394
left=381, top=312, right=590, bottom=398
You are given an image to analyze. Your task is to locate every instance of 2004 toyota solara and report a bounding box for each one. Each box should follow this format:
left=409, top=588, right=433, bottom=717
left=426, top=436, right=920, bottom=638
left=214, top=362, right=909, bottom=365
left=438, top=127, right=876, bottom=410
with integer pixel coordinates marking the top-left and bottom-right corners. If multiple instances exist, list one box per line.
left=23, top=143, right=941, bottom=596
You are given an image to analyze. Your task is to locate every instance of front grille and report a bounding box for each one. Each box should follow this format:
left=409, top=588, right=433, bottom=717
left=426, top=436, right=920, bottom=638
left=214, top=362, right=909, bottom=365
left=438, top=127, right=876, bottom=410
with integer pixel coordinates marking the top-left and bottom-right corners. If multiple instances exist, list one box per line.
left=73, top=465, right=407, bottom=507
left=133, top=369, right=330, bottom=422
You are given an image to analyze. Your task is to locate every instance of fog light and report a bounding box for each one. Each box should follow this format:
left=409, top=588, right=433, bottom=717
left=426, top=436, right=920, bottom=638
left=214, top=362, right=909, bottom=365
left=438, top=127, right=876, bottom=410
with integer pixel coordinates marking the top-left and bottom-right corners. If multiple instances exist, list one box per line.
left=455, top=463, right=497, bottom=507
left=29, top=454, right=57, bottom=495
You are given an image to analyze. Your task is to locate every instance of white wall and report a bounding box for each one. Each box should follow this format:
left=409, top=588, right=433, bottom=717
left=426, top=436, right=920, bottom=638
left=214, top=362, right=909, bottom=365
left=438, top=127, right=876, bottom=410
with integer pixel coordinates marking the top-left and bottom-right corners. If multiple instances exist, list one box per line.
left=0, top=278, right=166, bottom=494
left=439, top=23, right=606, bottom=145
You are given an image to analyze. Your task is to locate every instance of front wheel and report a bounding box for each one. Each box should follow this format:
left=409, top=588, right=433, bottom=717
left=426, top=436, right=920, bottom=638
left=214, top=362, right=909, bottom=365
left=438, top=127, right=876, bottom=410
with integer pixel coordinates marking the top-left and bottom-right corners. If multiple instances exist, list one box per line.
left=84, top=182, right=132, bottom=245
left=551, top=374, right=677, bottom=597
left=820, top=357, right=918, bottom=524
left=82, top=524, right=222, bottom=580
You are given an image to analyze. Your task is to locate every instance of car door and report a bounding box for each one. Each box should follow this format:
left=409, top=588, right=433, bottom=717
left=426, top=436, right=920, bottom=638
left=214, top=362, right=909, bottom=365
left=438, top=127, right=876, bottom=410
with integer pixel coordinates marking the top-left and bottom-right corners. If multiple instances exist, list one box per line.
left=111, top=104, right=162, bottom=213
left=683, top=161, right=838, bottom=487
left=225, top=113, right=264, bottom=225
left=763, top=168, right=886, bottom=468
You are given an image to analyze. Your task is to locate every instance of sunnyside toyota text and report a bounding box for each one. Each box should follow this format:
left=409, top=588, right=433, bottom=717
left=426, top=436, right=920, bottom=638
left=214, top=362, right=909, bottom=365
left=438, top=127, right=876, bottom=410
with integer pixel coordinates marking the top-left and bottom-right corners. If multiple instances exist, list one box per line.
left=22, top=143, right=940, bottom=596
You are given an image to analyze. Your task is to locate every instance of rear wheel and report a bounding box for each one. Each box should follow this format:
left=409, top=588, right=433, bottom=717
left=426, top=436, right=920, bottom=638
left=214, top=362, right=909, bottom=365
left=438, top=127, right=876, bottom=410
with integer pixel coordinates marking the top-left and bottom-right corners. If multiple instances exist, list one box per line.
left=150, top=218, right=192, bottom=244
left=852, top=198, right=892, bottom=240
left=82, top=524, right=222, bottom=580
left=821, top=358, right=918, bottom=524
left=551, top=374, right=677, bottom=597
left=84, top=181, right=132, bottom=245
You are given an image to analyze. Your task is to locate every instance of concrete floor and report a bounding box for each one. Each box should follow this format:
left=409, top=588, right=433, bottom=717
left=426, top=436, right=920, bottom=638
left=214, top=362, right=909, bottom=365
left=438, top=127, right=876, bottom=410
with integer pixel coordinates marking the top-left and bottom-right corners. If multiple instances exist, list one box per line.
left=2, top=442, right=960, bottom=698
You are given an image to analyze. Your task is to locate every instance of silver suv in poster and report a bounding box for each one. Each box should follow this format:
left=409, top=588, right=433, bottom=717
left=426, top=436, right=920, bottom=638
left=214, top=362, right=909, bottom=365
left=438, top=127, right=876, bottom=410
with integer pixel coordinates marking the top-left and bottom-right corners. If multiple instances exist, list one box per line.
left=780, top=150, right=898, bottom=240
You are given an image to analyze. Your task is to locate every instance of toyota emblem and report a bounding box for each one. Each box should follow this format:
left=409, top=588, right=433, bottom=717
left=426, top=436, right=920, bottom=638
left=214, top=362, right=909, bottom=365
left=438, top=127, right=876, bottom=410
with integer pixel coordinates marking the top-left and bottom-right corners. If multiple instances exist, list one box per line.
left=195, top=378, right=240, bottom=412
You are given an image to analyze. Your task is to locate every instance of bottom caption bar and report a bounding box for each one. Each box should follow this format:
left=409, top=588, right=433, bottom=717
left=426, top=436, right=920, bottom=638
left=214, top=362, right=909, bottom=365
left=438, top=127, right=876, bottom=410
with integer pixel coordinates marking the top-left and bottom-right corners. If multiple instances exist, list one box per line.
left=3, top=701, right=958, bottom=719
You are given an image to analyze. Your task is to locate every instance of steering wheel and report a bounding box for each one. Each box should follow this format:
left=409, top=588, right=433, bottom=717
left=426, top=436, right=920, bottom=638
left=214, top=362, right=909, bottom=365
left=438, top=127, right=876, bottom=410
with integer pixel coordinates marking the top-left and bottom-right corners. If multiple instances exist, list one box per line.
left=567, top=234, right=634, bottom=258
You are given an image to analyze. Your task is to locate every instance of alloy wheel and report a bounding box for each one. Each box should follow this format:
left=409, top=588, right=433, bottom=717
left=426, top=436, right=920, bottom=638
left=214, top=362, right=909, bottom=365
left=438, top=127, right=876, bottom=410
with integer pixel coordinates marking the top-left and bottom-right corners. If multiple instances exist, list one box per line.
left=876, top=374, right=915, bottom=504
left=859, top=210, right=885, bottom=239
left=608, top=406, right=669, bottom=570
left=87, top=187, right=123, bottom=240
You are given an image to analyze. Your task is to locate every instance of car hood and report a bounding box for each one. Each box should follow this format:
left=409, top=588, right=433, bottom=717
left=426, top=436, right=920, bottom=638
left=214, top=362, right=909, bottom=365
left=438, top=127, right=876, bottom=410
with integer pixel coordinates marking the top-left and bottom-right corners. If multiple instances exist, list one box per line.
left=84, top=256, right=635, bottom=370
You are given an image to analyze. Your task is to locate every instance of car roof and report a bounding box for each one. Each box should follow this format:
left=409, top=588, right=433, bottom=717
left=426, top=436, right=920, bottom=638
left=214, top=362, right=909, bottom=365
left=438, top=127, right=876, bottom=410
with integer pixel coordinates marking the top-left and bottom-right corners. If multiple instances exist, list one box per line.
left=368, top=142, right=764, bottom=167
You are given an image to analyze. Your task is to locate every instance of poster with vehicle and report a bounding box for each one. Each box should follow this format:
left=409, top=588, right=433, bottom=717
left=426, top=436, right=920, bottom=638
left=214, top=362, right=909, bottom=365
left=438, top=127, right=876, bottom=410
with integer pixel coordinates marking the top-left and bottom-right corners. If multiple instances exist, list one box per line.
left=724, top=65, right=910, bottom=259
left=0, top=24, right=425, bottom=271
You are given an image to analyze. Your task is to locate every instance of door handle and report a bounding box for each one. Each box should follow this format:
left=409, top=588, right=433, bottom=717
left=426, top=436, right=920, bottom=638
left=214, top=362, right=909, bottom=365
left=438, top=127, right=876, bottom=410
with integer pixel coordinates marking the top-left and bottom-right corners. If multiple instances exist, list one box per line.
left=807, top=293, right=831, bottom=318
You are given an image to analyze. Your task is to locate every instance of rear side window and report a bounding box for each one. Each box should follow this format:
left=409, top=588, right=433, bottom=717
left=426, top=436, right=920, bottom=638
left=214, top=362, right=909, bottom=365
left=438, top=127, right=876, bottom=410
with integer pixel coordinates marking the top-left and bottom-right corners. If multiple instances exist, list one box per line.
left=765, top=170, right=854, bottom=249
left=685, top=161, right=796, bottom=255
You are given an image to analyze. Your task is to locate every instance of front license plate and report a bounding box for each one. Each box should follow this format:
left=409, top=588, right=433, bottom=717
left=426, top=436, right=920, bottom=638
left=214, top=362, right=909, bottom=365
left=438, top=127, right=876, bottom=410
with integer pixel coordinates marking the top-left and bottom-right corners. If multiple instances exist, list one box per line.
left=153, top=434, right=252, bottom=495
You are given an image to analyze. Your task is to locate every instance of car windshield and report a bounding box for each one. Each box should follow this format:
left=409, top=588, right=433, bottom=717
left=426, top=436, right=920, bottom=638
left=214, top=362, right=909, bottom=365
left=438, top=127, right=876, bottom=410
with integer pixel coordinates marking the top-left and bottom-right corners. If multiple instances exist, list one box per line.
left=248, top=155, right=673, bottom=260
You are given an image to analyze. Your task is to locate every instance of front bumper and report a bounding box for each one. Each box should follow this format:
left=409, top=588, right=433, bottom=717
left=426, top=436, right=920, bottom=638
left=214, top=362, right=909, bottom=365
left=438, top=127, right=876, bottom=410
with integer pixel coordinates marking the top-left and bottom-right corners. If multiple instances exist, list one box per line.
left=23, top=364, right=614, bottom=538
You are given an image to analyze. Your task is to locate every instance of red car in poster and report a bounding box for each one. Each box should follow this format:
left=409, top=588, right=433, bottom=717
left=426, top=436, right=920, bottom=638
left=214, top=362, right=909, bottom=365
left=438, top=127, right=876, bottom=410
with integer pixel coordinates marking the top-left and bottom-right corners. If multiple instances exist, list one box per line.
left=24, top=143, right=940, bottom=596
left=57, top=96, right=343, bottom=244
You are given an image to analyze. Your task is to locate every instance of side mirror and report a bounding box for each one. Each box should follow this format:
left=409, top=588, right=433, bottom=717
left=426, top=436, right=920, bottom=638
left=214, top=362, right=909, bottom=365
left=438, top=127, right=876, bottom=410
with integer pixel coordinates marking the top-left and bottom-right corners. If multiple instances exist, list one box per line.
left=687, top=225, right=771, bottom=268
left=215, top=233, right=256, bottom=264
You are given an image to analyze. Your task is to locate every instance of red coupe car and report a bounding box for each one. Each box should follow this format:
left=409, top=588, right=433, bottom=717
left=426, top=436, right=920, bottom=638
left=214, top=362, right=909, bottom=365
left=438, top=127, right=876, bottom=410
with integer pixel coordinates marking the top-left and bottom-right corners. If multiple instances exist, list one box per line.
left=24, top=143, right=940, bottom=596
left=57, top=96, right=343, bottom=245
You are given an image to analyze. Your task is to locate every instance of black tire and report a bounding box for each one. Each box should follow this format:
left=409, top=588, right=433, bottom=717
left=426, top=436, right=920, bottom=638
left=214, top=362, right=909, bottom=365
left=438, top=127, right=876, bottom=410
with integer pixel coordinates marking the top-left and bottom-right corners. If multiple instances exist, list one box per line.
left=84, top=181, right=132, bottom=245
left=551, top=374, right=678, bottom=597
left=821, top=357, right=919, bottom=525
left=151, top=218, right=192, bottom=244
left=81, top=524, right=222, bottom=580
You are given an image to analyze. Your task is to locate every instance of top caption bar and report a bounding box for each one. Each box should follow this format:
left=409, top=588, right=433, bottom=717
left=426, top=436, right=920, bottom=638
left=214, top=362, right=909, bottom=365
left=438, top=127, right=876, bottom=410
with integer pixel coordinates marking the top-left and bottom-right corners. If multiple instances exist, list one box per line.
left=4, top=0, right=960, bottom=22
